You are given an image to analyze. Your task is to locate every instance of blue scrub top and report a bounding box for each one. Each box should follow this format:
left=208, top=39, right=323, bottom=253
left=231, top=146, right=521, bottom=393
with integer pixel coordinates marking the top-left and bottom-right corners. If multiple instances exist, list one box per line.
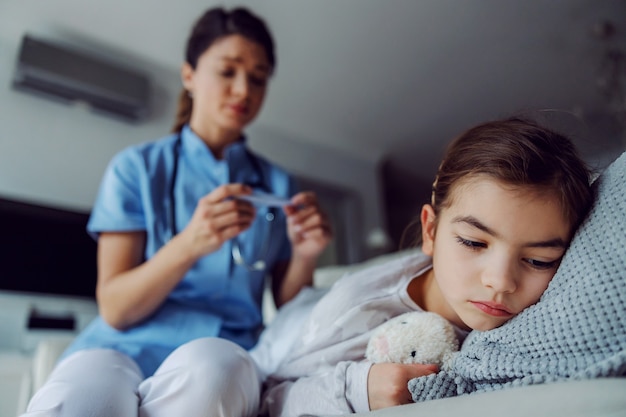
left=63, top=125, right=296, bottom=376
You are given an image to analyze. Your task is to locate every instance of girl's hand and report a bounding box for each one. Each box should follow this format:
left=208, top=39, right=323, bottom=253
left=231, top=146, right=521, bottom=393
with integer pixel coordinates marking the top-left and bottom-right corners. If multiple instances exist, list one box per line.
left=179, top=183, right=255, bottom=260
left=284, top=191, right=333, bottom=260
left=367, top=363, right=439, bottom=410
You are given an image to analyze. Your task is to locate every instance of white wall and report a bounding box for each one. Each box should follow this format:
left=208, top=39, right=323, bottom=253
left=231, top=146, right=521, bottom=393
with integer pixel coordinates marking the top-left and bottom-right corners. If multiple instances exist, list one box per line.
left=0, top=40, right=178, bottom=211
left=247, top=124, right=387, bottom=260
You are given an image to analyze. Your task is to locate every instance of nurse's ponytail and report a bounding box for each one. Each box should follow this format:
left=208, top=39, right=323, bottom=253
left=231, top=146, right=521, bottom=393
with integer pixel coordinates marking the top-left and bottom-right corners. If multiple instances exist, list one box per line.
left=171, top=7, right=276, bottom=133
left=172, top=89, right=193, bottom=134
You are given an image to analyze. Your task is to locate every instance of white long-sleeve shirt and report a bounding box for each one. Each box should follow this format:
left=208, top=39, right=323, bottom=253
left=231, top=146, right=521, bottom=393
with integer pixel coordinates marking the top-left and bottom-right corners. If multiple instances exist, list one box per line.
left=259, top=251, right=468, bottom=417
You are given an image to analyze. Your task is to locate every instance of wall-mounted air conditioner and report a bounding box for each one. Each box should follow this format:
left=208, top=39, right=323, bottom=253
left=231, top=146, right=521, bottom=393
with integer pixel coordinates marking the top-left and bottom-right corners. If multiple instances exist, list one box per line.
left=12, top=34, right=151, bottom=122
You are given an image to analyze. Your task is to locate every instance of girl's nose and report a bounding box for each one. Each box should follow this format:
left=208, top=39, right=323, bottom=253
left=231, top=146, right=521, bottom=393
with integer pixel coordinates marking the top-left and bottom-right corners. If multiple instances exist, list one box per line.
left=481, top=258, right=518, bottom=294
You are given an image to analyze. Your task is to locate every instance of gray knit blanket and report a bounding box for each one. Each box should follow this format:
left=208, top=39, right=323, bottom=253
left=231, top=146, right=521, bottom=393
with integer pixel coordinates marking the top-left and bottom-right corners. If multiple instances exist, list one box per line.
left=409, top=151, right=626, bottom=401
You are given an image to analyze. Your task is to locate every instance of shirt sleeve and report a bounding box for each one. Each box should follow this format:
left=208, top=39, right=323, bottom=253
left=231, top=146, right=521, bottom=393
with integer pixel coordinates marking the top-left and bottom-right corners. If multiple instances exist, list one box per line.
left=87, top=148, right=147, bottom=238
left=263, top=360, right=372, bottom=417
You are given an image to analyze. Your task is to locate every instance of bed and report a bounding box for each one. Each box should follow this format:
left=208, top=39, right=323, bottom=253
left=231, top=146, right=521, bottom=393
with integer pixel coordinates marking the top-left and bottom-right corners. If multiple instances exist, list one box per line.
left=4, top=150, right=626, bottom=417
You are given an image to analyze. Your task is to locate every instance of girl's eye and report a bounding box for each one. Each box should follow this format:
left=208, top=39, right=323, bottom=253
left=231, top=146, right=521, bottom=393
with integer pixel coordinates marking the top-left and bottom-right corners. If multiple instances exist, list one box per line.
left=455, top=236, right=486, bottom=251
left=524, top=258, right=559, bottom=270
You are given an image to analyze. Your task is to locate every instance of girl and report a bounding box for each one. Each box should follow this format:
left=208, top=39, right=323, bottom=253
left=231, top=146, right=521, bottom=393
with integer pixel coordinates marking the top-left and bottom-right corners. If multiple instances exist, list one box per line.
left=22, top=7, right=331, bottom=417
left=259, top=117, right=593, bottom=416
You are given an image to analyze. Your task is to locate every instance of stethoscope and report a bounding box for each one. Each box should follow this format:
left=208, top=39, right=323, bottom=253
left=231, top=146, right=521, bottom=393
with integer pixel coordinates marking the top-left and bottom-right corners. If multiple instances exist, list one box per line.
left=169, top=133, right=276, bottom=271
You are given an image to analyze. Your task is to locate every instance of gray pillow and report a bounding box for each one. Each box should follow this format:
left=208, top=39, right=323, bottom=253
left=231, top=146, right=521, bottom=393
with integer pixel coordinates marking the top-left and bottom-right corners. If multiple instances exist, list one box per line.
left=410, top=151, right=626, bottom=401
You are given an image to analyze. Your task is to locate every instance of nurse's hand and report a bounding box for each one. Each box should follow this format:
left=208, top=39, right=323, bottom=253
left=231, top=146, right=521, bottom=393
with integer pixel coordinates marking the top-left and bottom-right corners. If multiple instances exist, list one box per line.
left=284, top=191, right=333, bottom=260
left=180, top=184, right=255, bottom=259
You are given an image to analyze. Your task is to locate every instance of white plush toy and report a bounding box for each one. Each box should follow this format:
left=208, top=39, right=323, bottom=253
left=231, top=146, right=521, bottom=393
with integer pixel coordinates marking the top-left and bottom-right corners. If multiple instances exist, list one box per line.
left=366, top=311, right=459, bottom=369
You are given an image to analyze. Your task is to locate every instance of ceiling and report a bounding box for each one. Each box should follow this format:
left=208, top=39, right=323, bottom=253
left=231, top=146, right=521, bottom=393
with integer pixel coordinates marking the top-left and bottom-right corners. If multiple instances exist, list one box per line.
left=3, top=0, right=626, bottom=182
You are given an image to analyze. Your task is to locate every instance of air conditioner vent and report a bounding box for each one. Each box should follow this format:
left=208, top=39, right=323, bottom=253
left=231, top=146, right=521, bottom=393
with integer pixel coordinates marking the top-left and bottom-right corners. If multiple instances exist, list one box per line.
left=12, top=35, right=151, bottom=122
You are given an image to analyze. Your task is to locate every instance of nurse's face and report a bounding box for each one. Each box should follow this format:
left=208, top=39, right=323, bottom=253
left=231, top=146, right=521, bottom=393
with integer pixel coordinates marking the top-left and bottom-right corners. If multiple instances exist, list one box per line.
left=182, top=34, right=271, bottom=135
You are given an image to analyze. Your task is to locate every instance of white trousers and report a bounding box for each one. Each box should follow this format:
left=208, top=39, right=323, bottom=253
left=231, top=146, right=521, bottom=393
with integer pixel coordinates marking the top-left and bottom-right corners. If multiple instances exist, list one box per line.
left=20, top=337, right=262, bottom=417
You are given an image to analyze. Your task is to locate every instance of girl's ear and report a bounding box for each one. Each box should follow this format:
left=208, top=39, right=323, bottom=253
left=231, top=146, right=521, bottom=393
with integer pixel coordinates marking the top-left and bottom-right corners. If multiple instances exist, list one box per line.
left=181, top=62, right=195, bottom=92
left=421, top=204, right=436, bottom=256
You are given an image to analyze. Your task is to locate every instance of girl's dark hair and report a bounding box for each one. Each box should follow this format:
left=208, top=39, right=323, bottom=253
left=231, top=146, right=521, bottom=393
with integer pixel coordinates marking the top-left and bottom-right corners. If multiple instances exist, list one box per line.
left=436, top=117, right=592, bottom=230
left=405, top=117, right=593, bottom=247
left=172, top=7, right=276, bottom=133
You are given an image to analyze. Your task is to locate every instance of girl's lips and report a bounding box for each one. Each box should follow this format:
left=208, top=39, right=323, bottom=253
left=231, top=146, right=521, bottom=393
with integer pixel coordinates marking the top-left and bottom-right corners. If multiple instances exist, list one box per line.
left=471, top=301, right=513, bottom=317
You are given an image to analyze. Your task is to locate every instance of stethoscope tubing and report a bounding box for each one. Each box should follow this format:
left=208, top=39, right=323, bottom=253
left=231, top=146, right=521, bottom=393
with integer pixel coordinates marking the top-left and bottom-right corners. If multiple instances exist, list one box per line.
left=168, top=132, right=275, bottom=271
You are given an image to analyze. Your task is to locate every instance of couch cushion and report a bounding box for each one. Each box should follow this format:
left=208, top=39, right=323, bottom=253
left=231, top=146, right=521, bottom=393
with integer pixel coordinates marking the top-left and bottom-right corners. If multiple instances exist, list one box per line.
left=409, top=151, right=626, bottom=401
left=357, top=379, right=626, bottom=417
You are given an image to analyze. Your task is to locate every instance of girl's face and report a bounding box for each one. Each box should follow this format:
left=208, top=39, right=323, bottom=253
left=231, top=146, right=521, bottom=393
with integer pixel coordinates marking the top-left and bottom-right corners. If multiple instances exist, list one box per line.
left=420, top=176, right=570, bottom=331
left=182, top=34, right=271, bottom=137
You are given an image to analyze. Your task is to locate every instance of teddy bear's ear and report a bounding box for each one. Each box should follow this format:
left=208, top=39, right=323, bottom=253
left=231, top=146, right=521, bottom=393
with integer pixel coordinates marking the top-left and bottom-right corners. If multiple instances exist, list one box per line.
left=367, top=333, right=391, bottom=363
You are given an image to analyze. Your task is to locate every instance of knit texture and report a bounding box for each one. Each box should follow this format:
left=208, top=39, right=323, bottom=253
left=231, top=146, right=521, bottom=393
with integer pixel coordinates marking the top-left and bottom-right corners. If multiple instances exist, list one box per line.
left=409, top=151, right=626, bottom=401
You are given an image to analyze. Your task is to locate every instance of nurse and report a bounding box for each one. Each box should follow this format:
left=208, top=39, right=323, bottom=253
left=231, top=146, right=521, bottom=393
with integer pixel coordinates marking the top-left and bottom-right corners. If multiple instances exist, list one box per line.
left=21, top=7, right=332, bottom=417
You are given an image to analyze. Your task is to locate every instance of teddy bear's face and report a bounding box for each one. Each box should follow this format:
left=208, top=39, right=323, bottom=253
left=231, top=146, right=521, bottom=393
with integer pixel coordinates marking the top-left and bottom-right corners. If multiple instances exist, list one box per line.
left=365, top=311, right=459, bottom=366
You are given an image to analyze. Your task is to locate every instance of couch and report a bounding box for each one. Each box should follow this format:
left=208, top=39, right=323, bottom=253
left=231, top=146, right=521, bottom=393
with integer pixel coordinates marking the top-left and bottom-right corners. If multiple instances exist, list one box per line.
left=12, top=151, right=626, bottom=417
left=272, top=149, right=626, bottom=416
left=346, top=150, right=626, bottom=416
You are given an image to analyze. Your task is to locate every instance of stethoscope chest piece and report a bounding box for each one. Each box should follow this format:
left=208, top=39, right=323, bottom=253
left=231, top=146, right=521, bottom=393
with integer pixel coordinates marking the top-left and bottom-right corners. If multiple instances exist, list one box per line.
left=232, top=243, right=266, bottom=271
left=231, top=206, right=276, bottom=272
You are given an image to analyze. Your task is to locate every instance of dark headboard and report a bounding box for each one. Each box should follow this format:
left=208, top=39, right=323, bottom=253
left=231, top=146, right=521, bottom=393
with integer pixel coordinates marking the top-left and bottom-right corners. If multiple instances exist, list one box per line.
left=0, top=197, right=97, bottom=299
